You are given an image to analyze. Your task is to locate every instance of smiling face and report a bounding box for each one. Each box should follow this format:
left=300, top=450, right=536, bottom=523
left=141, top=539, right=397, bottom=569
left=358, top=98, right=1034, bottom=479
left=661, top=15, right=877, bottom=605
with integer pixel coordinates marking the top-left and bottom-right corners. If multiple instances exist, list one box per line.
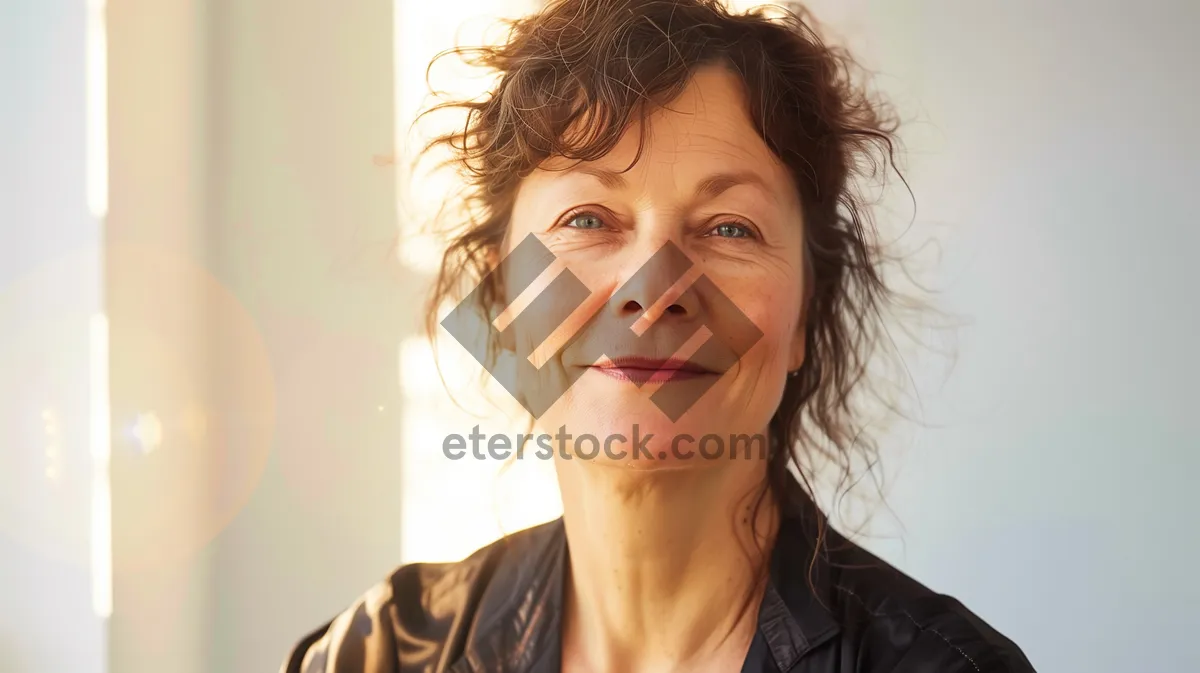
left=502, top=64, right=808, bottom=468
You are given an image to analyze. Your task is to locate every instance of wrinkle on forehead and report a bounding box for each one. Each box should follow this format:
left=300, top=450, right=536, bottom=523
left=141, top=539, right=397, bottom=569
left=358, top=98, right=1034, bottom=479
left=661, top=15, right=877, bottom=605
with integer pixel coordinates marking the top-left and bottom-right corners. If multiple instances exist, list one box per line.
left=532, top=64, right=792, bottom=199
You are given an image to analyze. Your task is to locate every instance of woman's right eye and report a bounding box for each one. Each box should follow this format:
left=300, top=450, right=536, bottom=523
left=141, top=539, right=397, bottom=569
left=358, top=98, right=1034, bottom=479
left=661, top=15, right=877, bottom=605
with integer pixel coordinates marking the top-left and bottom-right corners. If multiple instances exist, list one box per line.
left=564, top=212, right=605, bottom=230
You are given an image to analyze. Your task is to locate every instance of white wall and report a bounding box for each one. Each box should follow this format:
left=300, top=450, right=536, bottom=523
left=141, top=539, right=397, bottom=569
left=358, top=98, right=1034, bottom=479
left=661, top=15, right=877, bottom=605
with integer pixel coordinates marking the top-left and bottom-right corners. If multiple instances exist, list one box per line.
left=199, top=1, right=404, bottom=671
left=103, top=0, right=403, bottom=671
left=798, top=1, right=1200, bottom=670
left=2, top=1, right=399, bottom=671
left=0, top=1, right=108, bottom=672
left=104, top=0, right=217, bottom=671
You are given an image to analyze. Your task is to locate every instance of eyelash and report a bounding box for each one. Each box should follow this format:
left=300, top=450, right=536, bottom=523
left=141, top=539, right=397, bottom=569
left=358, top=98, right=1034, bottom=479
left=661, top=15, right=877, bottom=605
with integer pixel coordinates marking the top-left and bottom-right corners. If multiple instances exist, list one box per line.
left=558, top=209, right=759, bottom=240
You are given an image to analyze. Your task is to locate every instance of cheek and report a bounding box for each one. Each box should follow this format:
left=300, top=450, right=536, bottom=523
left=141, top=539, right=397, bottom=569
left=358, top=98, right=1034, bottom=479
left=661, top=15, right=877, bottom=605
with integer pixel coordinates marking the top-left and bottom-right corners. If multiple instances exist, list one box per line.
left=723, top=278, right=803, bottom=355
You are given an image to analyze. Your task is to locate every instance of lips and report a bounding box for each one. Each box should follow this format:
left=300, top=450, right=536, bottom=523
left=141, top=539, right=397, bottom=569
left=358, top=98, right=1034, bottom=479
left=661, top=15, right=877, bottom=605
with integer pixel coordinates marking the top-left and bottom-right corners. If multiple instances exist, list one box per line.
left=588, top=356, right=716, bottom=385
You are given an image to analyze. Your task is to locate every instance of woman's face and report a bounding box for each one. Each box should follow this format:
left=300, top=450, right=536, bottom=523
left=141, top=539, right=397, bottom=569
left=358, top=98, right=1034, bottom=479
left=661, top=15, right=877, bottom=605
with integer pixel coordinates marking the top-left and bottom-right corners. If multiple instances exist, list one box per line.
left=502, top=64, right=807, bottom=468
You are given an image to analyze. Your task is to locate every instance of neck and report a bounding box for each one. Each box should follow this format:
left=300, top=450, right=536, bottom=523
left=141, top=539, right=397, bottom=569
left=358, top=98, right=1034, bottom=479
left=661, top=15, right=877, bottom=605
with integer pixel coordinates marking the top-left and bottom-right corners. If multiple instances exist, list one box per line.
left=556, top=460, right=778, bottom=673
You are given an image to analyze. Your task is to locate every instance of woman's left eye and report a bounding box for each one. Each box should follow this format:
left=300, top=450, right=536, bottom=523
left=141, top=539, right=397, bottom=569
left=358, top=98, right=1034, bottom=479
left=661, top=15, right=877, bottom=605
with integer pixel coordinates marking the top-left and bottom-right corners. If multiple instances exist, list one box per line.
left=565, top=212, right=606, bottom=230
left=710, top=222, right=754, bottom=239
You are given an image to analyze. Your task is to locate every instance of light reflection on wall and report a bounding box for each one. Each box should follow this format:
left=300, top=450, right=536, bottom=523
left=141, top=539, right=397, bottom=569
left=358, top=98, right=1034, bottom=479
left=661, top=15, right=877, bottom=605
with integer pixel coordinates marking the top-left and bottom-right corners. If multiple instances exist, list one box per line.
left=86, top=0, right=112, bottom=622
left=394, top=0, right=562, bottom=565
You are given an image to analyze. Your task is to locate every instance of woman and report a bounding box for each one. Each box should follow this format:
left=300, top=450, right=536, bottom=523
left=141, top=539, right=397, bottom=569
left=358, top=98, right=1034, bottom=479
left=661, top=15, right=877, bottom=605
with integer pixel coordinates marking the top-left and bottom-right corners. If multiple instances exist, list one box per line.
left=282, top=0, right=1034, bottom=671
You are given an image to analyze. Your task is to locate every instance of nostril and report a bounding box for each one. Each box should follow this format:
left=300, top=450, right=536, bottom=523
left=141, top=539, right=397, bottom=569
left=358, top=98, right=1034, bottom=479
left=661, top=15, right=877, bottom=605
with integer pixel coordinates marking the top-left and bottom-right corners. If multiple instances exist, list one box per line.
left=666, top=304, right=687, bottom=315
left=622, top=300, right=643, bottom=314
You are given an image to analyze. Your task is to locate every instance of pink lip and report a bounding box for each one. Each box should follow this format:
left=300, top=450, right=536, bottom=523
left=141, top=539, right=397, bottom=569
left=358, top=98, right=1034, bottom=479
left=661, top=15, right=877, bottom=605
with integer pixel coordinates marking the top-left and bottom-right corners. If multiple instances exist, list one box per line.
left=589, top=357, right=715, bottom=384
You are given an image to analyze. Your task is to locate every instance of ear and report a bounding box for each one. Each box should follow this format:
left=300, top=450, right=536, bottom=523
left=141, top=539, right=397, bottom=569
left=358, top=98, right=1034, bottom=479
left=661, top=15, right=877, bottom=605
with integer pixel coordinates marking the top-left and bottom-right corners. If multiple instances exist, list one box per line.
left=788, top=309, right=808, bottom=374
left=788, top=270, right=815, bottom=373
left=789, top=249, right=816, bottom=373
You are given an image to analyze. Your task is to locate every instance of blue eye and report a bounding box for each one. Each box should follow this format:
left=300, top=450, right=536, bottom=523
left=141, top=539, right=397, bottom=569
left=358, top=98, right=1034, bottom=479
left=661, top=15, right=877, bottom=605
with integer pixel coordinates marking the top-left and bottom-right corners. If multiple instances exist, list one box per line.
left=711, top=222, right=753, bottom=239
left=565, top=213, right=605, bottom=230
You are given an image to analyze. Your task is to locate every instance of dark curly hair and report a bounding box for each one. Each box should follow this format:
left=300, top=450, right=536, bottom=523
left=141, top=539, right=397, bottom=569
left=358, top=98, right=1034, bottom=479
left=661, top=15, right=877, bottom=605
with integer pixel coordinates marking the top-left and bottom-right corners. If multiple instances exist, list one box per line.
left=416, top=0, right=915, bottom=562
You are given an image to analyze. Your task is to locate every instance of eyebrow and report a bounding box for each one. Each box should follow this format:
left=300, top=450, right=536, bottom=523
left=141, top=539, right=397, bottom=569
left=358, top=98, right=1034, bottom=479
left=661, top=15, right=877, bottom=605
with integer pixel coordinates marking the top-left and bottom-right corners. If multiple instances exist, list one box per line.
left=568, top=166, right=773, bottom=201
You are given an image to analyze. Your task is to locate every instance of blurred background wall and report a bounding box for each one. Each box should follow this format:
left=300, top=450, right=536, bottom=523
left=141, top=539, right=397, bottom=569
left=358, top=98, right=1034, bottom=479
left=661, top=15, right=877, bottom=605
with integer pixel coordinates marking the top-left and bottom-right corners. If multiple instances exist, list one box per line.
left=808, top=4, right=1200, bottom=673
left=105, top=1, right=402, bottom=672
left=2, top=1, right=1198, bottom=672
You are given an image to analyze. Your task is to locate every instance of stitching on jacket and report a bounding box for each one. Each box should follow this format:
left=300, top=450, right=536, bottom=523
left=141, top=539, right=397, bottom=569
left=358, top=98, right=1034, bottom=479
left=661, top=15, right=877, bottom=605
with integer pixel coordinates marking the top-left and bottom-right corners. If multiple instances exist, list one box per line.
left=835, top=585, right=982, bottom=673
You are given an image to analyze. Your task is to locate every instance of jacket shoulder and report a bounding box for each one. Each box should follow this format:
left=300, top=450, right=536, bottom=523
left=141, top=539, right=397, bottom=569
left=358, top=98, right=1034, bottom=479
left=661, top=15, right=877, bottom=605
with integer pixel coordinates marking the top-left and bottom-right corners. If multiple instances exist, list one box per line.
left=822, top=535, right=1035, bottom=672
left=849, top=590, right=1036, bottom=672
left=279, top=521, right=557, bottom=673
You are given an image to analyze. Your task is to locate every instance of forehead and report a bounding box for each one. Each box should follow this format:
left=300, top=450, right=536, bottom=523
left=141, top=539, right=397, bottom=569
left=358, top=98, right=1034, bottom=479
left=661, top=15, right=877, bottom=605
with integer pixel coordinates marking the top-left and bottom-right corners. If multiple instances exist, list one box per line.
left=534, top=64, right=793, bottom=190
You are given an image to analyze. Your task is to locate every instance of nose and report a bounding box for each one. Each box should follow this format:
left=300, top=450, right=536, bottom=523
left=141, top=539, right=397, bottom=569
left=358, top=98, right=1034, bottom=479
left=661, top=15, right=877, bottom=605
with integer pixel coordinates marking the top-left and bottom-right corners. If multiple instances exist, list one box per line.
left=606, top=239, right=701, bottom=327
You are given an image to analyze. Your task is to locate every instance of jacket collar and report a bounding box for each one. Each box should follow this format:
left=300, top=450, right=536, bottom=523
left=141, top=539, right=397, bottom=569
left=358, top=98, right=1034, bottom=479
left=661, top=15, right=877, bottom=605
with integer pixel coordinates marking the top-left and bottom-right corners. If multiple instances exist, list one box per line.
left=449, top=519, right=567, bottom=673
left=452, top=474, right=840, bottom=673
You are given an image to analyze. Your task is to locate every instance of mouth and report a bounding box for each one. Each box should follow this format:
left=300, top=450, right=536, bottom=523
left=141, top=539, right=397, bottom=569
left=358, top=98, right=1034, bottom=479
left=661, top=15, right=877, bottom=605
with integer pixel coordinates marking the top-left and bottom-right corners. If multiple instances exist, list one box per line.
left=588, top=356, right=717, bottom=385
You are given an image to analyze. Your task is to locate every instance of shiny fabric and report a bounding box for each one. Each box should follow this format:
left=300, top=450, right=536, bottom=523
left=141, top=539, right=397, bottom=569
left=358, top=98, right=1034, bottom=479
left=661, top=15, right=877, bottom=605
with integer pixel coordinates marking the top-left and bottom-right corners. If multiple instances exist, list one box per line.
left=281, top=476, right=1034, bottom=672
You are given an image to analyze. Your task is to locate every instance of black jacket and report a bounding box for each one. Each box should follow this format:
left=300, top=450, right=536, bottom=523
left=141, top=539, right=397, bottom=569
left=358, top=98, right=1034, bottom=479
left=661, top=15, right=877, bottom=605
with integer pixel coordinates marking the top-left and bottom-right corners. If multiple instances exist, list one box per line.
left=281, top=477, right=1035, bottom=673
